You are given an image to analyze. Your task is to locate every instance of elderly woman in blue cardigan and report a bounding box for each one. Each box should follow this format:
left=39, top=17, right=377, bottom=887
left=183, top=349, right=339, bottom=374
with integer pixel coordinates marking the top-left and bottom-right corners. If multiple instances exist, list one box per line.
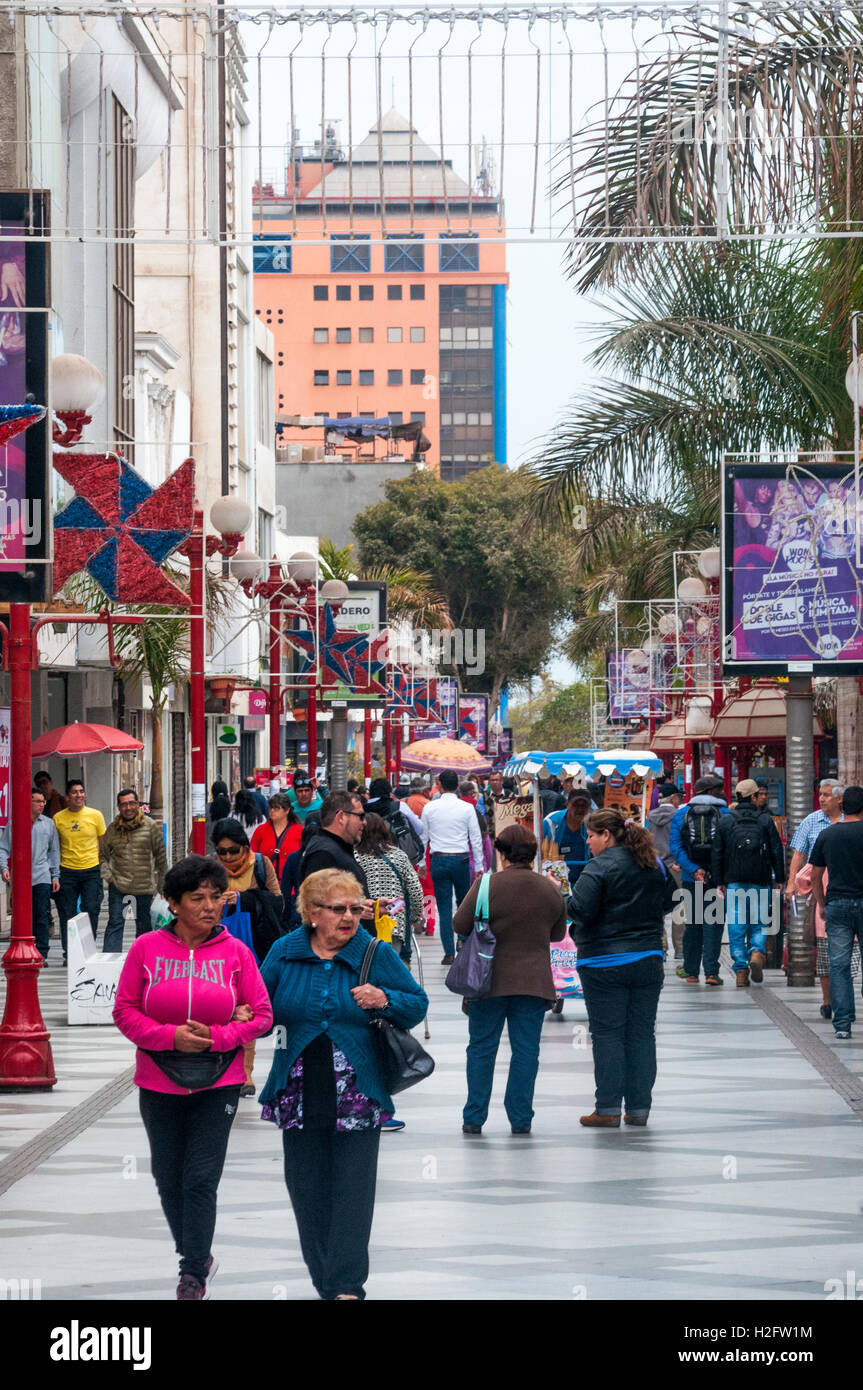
left=258, top=866, right=428, bottom=1300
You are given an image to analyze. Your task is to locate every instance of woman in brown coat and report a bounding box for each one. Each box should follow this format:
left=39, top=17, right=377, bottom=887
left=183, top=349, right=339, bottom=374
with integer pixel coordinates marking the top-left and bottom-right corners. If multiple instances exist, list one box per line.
left=454, top=823, right=567, bottom=1136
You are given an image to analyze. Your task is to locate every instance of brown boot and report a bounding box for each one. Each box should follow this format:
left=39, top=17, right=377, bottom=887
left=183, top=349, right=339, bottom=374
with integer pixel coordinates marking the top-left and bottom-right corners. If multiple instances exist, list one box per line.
left=736, top=969, right=750, bottom=988
left=749, top=951, right=765, bottom=983
left=624, top=1114, right=648, bottom=1126
left=579, top=1112, right=621, bottom=1128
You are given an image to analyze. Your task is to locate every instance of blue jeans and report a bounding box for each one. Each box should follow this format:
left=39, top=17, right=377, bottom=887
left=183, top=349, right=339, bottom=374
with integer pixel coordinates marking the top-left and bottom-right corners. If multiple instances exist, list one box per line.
left=579, top=956, right=664, bottom=1116
left=429, top=854, right=471, bottom=956
left=725, top=881, right=773, bottom=973
left=57, top=866, right=104, bottom=955
left=825, top=898, right=863, bottom=1033
left=105, top=883, right=154, bottom=953
left=680, top=882, right=723, bottom=977
left=463, top=994, right=548, bottom=1128
left=32, top=882, right=52, bottom=960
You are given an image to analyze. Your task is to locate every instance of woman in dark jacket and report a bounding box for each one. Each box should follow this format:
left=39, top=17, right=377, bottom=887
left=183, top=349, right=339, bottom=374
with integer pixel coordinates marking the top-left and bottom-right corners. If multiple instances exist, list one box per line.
left=568, top=808, right=674, bottom=1129
left=453, top=823, right=567, bottom=1137
left=259, top=866, right=428, bottom=1300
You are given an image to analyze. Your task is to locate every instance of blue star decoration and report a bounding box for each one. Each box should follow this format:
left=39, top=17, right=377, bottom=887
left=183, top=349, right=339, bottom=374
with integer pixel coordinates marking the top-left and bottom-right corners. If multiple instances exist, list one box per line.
left=52, top=453, right=195, bottom=604
left=285, top=603, right=387, bottom=696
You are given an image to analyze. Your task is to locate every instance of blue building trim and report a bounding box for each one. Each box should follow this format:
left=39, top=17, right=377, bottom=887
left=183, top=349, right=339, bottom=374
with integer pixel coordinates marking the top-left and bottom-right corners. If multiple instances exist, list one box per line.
left=492, top=283, right=507, bottom=465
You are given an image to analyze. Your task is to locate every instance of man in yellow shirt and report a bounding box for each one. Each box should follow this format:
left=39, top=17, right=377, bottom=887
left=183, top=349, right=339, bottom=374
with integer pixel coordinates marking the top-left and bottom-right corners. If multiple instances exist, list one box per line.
left=54, top=779, right=107, bottom=965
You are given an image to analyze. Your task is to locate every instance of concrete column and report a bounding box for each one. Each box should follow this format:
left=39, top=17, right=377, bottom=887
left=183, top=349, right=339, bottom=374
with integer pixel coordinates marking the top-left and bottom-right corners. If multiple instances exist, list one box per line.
left=330, top=705, right=348, bottom=791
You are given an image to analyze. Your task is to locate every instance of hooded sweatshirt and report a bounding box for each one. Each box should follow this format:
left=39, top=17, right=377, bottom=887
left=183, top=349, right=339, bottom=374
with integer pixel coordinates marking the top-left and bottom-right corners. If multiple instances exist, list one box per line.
left=647, top=799, right=679, bottom=872
left=669, top=795, right=730, bottom=881
left=113, top=924, right=273, bottom=1095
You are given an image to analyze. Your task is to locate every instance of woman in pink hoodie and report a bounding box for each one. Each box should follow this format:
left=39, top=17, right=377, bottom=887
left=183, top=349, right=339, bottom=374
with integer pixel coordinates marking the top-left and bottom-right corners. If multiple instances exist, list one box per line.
left=114, top=853, right=272, bottom=1300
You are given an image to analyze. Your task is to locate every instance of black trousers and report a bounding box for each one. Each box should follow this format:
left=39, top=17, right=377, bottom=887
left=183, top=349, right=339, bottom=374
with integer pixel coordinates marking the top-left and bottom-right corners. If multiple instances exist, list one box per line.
left=579, top=956, right=664, bottom=1116
left=282, top=1126, right=381, bottom=1299
left=139, top=1084, right=242, bottom=1283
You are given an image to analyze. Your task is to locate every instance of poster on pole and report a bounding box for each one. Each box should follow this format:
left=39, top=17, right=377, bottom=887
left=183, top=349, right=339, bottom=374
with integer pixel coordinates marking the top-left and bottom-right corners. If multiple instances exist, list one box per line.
left=723, top=459, right=863, bottom=672
left=0, top=191, right=50, bottom=603
left=458, top=693, right=488, bottom=751
left=606, top=649, right=666, bottom=721
left=603, top=769, right=655, bottom=825
left=0, top=707, right=9, bottom=826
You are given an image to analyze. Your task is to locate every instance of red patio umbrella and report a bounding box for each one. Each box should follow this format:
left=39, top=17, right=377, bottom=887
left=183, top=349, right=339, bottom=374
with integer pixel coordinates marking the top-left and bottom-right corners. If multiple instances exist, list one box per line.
left=31, top=722, right=144, bottom=758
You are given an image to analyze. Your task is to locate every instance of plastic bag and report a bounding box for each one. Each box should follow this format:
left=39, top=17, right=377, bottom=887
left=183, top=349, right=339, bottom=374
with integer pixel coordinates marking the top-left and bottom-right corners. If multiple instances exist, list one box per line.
left=150, top=893, right=173, bottom=931
left=374, top=900, right=396, bottom=944
left=551, top=929, right=582, bottom=998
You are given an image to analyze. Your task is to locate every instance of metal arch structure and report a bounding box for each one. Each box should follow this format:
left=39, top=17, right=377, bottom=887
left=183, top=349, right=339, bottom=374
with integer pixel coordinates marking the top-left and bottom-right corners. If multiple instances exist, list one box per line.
left=6, top=0, right=863, bottom=248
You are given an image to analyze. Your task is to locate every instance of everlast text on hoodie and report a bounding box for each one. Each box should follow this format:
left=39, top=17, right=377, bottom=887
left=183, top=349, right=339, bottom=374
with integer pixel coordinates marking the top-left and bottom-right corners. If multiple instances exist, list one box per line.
left=113, top=925, right=273, bottom=1095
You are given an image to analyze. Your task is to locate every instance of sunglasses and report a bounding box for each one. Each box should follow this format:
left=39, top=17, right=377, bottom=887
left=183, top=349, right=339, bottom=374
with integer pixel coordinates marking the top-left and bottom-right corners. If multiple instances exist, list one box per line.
left=215, top=844, right=245, bottom=858
left=345, top=809, right=366, bottom=820
left=314, top=902, right=365, bottom=917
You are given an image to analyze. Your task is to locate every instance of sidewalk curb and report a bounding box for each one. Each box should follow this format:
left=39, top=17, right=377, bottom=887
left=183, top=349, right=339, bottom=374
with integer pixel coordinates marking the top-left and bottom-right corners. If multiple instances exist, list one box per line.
left=0, top=1066, right=135, bottom=1197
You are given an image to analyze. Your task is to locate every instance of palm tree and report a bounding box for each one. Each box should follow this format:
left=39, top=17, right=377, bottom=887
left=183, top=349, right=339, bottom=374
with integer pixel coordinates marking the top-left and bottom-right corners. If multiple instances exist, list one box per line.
left=318, top=536, right=452, bottom=630
left=532, top=243, right=845, bottom=662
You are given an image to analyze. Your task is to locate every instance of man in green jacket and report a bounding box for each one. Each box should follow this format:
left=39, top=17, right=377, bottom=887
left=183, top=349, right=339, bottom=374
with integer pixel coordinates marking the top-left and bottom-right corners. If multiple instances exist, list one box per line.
left=100, top=789, right=168, bottom=953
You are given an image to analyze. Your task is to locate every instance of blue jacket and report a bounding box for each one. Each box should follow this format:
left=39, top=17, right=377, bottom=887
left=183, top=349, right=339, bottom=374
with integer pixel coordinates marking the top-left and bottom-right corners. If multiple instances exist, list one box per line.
left=669, top=795, right=730, bottom=881
left=258, top=925, right=428, bottom=1114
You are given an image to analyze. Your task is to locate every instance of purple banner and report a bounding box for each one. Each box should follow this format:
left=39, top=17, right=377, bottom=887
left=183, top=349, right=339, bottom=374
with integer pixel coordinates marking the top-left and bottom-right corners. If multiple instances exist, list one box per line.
left=607, top=649, right=666, bottom=720
left=728, top=465, right=863, bottom=665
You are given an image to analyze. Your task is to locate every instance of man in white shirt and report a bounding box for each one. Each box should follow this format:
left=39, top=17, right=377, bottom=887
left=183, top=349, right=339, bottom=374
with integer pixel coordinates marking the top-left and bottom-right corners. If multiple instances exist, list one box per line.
left=421, top=769, right=483, bottom=964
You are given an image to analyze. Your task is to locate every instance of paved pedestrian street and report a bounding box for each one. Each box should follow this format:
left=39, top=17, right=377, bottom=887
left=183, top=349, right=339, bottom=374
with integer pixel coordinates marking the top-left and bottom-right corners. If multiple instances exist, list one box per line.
left=0, top=936, right=861, bottom=1304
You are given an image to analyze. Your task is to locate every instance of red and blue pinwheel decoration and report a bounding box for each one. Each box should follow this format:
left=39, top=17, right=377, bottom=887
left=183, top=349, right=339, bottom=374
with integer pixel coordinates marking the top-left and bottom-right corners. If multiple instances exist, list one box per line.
left=286, top=602, right=388, bottom=697
left=52, top=453, right=196, bottom=605
left=0, top=402, right=46, bottom=446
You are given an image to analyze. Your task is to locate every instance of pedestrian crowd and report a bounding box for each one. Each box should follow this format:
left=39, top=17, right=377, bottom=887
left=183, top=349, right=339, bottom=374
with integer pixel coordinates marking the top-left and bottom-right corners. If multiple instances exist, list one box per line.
left=6, top=760, right=856, bottom=1302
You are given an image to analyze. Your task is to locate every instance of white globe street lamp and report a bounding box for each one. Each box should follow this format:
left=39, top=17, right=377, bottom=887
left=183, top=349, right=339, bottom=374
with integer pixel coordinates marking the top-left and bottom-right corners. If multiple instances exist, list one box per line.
left=210, top=495, right=252, bottom=539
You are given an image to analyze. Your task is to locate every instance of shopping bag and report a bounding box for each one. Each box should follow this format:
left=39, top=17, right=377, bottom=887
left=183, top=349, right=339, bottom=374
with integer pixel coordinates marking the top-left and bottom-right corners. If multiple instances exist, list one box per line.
left=445, top=872, right=496, bottom=999
left=222, top=900, right=255, bottom=953
left=150, top=893, right=173, bottom=931
left=551, top=929, right=582, bottom=998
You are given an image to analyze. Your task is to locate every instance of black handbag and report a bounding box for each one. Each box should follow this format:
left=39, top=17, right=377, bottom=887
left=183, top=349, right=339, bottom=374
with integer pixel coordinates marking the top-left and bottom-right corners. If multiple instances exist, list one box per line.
left=145, top=1048, right=240, bottom=1090
left=358, top=938, right=434, bottom=1095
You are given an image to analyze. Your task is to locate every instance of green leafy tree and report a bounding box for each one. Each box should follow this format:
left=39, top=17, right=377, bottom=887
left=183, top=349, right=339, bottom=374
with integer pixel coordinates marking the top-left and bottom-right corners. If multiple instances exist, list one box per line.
left=352, top=469, right=579, bottom=708
left=526, top=682, right=594, bottom=751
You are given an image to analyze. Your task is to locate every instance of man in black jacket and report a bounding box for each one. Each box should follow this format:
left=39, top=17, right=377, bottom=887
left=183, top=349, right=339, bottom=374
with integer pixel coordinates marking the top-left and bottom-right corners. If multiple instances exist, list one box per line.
left=298, top=791, right=370, bottom=892
left=711, top=779, right=785, bottom=987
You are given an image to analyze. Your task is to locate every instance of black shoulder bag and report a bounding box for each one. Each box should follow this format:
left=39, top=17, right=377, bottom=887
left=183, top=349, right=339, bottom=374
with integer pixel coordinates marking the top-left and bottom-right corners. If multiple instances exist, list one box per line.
left=358, top=938, right=434, bottom=1094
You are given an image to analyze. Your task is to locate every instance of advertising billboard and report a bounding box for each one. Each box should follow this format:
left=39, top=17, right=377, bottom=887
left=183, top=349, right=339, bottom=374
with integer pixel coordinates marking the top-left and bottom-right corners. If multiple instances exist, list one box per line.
left=318, top=579, right=388, bottom=708
left=0, top=190, right=50, bottom=603
left=723, top=459, right=863, bottom=672
left=606, top=649, right=666, bottom=721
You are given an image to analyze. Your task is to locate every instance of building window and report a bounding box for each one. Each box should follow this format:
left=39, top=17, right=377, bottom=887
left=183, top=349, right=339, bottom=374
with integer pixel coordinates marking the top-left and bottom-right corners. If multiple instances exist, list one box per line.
left=358, top=285, right=374, bottom=301
left=336, top=327, right=351, bottom=344
left=410, top=326, right=425, bottom=343
left=258, top=508, right=274, bottom=559
left=359, top=327, right=374, bottom=343
left=314, top=370, right=329, bottom=386
left=253, top=233, right=292, bottom=273
left=336, top=284, right=351, bottom=301
left=389, top=411, right=403, bottom=425
left=387, top=327, right=403, bottom=343
left=359, top=369, right=374, bottom=386
left=313, top=328, right=329, bottom=344
left=410, top=284, right=425, bottom=300
left=112, top=96, right=135, bottom=449
left=385, top=235, right=425, bottom=273
left=388, top=369, right=403, bottom=386
left=337, top=370, right=352, bottom=386
left=256, top=351, right=274, bottom=445
left=387, top=284, right=403, bottom=301
left=439, top=234, right=480, bottom=272
left=330, top=234, right=371, bottom=273
left=313, top=285, right=329, bottom=301
left=410, top=368, right=425, bottom=385
left=411, top=412, right=426, bottom=425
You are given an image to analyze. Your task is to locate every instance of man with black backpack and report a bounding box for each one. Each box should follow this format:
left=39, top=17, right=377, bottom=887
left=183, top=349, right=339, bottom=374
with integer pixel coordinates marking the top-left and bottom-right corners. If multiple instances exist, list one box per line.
left=712, top=779, right=785, bottom=988
left=365, top=778, right=425, bottom=867
left=669, top=775, right=730, bottom=985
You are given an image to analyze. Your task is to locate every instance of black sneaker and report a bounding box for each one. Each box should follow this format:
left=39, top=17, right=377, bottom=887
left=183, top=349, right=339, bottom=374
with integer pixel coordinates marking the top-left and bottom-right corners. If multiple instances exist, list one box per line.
left=462, top=1123, right=482, bottom=1135
left=820, top=1004, right=833, bottom=1020
left=176, top=1274, right=205, bottom=1301
left=511, top=1125, right=531, bottom=1135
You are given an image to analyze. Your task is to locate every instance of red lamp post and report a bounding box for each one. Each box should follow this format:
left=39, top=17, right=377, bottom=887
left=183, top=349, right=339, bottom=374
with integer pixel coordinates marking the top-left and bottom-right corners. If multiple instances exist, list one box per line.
left=180, top=493, right=250, bottom=854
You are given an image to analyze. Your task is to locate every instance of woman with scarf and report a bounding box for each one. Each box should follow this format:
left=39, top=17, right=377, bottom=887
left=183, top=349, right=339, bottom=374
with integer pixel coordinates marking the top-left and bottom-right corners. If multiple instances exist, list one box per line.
left=212, top=818, right=283, bottom=1097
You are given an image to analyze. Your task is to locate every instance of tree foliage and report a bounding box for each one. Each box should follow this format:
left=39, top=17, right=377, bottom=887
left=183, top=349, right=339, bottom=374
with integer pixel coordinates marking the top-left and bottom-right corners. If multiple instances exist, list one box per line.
left=352, top=469, right=579, bottom=705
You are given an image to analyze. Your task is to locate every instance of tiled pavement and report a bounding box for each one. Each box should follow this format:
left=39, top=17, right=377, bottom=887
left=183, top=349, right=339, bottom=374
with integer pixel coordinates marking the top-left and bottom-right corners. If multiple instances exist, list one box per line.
left=0, top=926, right=861, bottom=1301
